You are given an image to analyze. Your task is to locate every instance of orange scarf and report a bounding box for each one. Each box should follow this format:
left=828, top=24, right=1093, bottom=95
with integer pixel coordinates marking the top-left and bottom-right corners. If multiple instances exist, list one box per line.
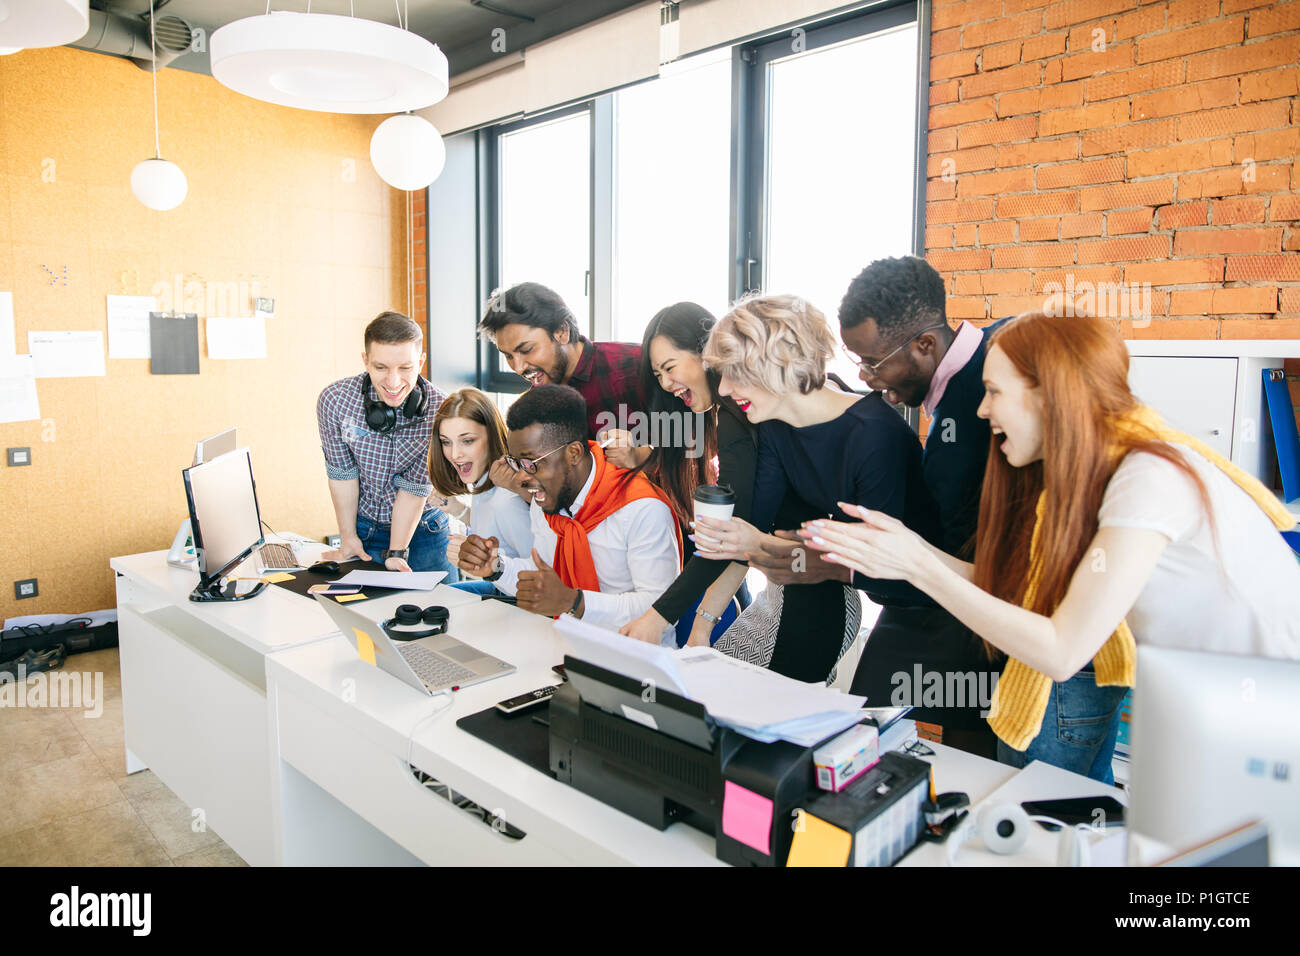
left=545, top=441, right=683, bottom=591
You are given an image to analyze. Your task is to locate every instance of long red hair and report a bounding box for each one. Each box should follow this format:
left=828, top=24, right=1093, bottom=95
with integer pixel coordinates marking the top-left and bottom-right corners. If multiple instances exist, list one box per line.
left=972, top=312, right=1213, bottom=658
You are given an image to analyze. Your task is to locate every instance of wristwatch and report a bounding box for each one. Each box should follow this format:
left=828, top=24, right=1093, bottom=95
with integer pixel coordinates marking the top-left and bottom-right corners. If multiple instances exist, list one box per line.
left=695, top=607, right=719, bottom=624
left=483, top=554, right=505, bottom=582
left=383, top=548, right=409, bottom=561
left=567, top=589, right=584, bottom=617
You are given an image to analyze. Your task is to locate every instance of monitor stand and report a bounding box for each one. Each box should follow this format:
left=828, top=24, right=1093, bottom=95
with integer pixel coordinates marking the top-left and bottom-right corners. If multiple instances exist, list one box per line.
left=189, top=578, right=268, bottom=603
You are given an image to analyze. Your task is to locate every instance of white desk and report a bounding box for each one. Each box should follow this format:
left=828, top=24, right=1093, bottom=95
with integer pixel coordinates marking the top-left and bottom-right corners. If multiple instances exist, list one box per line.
left=109, top=548, right=474, bottom=866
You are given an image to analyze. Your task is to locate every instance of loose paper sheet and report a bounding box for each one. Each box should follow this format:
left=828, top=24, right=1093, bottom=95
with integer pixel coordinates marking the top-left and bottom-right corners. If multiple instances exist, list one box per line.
left=28, top=331, right=107, bottom=378
left=0, top=292, right=15, bottom=359
left=206, top=315, right=267, bottom=360
left=106, top=295, right=157, bottom=359
left=0, top=355, right=40, bottom=424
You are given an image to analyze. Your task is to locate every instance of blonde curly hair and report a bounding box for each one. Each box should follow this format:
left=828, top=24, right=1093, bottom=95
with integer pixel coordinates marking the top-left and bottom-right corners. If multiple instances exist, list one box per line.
left=702, top=294, right=838, bottom=396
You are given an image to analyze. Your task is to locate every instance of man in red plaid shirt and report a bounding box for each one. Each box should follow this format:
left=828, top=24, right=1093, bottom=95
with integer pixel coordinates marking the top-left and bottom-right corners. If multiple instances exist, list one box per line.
left=478, top=283, right=647, bottom=432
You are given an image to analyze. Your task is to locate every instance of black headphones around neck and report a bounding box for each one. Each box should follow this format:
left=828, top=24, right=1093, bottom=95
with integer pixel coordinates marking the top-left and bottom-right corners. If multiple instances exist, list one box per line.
left=361, top=375, right=427, bottom=434
left=382, top=604, right=449, bottom=641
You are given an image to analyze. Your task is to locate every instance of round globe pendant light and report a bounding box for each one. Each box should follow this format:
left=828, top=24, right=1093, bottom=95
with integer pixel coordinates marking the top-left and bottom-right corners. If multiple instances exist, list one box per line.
left=0, top=0, right=88, bottom=49
left=370, top=114, right=445, bottom=191
left=130, top=1, right=186, bottom=212
left=211, top=11, right=448, bottom=114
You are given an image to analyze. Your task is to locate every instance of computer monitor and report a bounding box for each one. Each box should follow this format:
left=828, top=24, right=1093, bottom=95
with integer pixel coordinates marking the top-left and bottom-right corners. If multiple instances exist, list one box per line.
left=181, top=447, right=267, bottom=602
left=193, top=427, right=237, bottom=466
left=1129, top=645, right=1300, bottom=865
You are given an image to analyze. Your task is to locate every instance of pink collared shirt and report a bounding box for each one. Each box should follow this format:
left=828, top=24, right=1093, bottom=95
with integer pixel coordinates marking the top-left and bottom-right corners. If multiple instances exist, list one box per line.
left=922, top=321, right=983, bottom=417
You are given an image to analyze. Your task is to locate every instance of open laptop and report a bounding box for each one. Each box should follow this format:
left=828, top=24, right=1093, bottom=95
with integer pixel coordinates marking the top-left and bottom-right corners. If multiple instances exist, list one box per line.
left=314, top=593, right=515, bottom=694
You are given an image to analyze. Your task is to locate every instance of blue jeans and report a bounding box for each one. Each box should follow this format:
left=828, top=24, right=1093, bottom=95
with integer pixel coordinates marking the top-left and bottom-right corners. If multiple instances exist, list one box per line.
left=356, top=509, right=459, bottom=583
left=996, top=666, right=1126, bottom=783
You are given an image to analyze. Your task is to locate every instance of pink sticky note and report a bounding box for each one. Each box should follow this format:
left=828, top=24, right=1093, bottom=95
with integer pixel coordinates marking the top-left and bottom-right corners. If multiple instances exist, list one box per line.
left=722, top=781, right=774, bottom=855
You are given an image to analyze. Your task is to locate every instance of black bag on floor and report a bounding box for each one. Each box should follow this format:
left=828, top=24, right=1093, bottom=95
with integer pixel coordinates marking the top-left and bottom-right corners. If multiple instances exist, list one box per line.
left=0, top=619, right=118, bottom=664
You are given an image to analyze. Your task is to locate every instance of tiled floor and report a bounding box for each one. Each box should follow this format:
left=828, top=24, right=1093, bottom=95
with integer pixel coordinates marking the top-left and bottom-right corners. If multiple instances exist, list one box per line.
left=0, top=647, right=247, bottom=867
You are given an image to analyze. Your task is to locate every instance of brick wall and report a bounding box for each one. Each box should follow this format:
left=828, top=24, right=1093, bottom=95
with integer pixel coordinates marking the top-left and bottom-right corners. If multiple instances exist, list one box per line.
left=926, top=0, right=1300, bottom=344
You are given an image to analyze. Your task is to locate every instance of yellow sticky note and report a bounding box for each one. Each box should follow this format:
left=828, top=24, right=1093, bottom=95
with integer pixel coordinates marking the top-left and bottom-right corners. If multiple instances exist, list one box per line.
left=352, top=627, right=377, bottom=666
left=261, top=572, right=295, bottom=584
left=786, top=810, right=851, bottom=867
left=335, top=592, right=367, bottom=603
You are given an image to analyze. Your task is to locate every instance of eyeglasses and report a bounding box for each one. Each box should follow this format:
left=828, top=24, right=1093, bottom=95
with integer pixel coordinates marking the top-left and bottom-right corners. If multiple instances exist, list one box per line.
left=843, top=323, right=948, bottom=377
left=503, top=441, right=572, bottom=475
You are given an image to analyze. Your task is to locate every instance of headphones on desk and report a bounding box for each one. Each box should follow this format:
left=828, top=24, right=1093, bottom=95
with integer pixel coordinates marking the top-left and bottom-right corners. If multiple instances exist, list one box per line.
left=946, top=803, right=1093, bottom=867
left=382, top=604, right=449, bottom=641
left=361, top=375, right=427, bottom=434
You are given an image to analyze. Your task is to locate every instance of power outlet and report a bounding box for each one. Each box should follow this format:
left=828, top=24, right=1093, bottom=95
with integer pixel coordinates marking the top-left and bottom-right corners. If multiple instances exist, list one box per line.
left=14, top=578, right=38, bottom=600
left=7, top=447, right=31, bottom=467
left=325, top=534, right=341, bottom=548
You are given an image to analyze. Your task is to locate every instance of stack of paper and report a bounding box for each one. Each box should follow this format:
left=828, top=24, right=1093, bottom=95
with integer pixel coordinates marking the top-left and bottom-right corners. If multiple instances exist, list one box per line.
left=556, top=616, right=867, bottom=747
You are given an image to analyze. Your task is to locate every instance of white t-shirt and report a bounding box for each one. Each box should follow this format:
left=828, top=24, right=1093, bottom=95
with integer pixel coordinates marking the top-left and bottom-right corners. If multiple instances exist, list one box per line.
left=1097, top=445, right=1300, bottom=660
left=467, top=483, right=533, bottom=561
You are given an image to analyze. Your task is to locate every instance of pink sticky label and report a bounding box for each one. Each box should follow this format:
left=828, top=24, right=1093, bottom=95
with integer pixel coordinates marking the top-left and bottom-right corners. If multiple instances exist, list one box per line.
left=722, top=781, right=774, bottom=855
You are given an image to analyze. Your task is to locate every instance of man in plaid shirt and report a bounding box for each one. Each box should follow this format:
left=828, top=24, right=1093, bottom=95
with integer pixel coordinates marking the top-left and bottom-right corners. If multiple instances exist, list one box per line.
left=316, top=311, right=457, bottom=580
left=477, top=282, right=650, bottom=477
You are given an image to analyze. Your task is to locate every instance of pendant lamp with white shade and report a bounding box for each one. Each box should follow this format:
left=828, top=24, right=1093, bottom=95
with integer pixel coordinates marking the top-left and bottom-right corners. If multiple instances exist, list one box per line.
left=370, top=113, right=445, bottom=191
left=131, top=1, right=187, bottom=211
left=0, top=0, right=89, bottom=49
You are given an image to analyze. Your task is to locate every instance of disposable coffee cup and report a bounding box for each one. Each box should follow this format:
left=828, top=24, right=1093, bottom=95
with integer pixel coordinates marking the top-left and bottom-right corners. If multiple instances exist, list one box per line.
left=693, top=484, right=735, bottom=551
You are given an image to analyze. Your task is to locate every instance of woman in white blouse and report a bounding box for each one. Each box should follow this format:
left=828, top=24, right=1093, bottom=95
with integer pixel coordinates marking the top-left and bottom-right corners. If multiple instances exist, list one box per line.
left=429, top=388, right=532, bottom=593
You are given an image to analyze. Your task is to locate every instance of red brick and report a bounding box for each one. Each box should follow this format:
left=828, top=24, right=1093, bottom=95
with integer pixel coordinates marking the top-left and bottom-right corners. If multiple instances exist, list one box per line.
left=1186, top=35, right=1300, bottom=81
left=929, top=128, right=959, bottom=154
left=930, top=98, right=997, bottom=129
left=960, top=63, right=1042, bottom=99
left=1170, top=287, right=1279, bottom=314
left=1224, top=255, right=1300, bottom=281
left=1137, top=18, right=1246, bottom=64
left=1224, top=0, right=1273, bottom=11
left=926, top=249, right=993, bottom=272
left=957, top=115, right=1038, bottom=148
left=1124, top=258, right=1226, bottom=284
left=1021, top=33, right=1067, bottom=61
left=1040, top=80, right=1087, bottom=110
left=1086, top=60, right=1185, bottom=101
left=926, top=226, right=953, bottom=248
left=1040, top=100, right=1129, bottom=135
left=1062, top=212, right=1106, bottom=238
left=992, top=245, right=1076, bottom=268
left=927, top=199, right=997, bottom=224
left=929, top=178, right=957, bottom=201
left=1077, top=235, right=1170, bottom=263
left=1284, top=232, right=1300, bottom=252
left=1081, top=118, right=1177, bottom=156
left=973, top=271, right=1032, bottom=294
left=978, top=221, right=1017, bottom=245
left=932, top=0, right=1002, bottom=30
left=1166, top=0, right=1220, bottom=29
left=931, top=26, right=962, bottom=56
left=957, top=167, right=1035, bottom=197
left=1003, top=0, right=1054, bottom=11
left=1117, top=3, right=1168, bottom=38
left=932, top=51, right=980, bottom=80
left=1177, top=101, right=1290, bottom=141
left=1177, top=167, right=1253, bottom=198
left=1212, top=197, right=1268, bottom=224
left=983, top=40, right=1023, bottom=71
left=945, top=296, right=989, bottom=319
left=1080, top=180, right=1175, bottom=211
left=1127, top=139, right=1234, bottom=178
left=1044, top=0, right=1135, bottom=30
left=1068, top=21, right=1116, bottom=53
left=997, top=89, right=1042, bottom=117
left=1280, top=288, right=1300, bottom=313
left=1032, top=267, right=1124, bottom=291
left=1271, top=195, right=1300, bottom=221
left=1234, top=129, right=1300, bottom=164
left=1061, top=44, right=1135, bottom=81
left=1247, top=2, right=1300, bottom=37
left=1018, top=218, right=1060, bottom=241
left=990, top=294, right=1050, bottom=316
left=996, top=138, right=1080, bottom=167
left=1132, top=78, right=1239, bottom=121
left=1156, top=202, right=1211, bottom=228
left=930, top=80, right=961, bottom=106
left=996, top=192, right=1080, bottom=218
left=1176, top=228, right=1283, bottom=255
left=1037, top=157, right=1126, bottom=189
left=1240, top=66, right=1300, bottom=103
left=1241, top=163, right=1292, bottom=194
left=1108, top=208, right=1156, bottom=234
left=927, top=146, right=997, bottom=179
left=954, top=223, right=978, bottom=245
left=1220, top=318, right=1300, bottom=337
left=962, top=12, right=1047, bottom=48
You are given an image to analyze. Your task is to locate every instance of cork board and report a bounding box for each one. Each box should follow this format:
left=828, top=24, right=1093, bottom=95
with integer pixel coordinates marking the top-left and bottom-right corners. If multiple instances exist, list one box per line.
left=0, top=46, right=415, bottom=617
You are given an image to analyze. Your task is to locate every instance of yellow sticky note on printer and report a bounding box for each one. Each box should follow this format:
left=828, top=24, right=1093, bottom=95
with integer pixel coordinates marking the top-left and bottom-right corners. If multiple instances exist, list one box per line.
left=786, top=810, right=851, bottom=867
left=261, top=572, right=295, bottom=584
left=352, top=628, right=377, bottom=666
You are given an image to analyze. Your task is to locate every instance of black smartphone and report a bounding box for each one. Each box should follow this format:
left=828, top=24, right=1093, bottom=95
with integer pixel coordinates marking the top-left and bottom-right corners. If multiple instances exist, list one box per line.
left=496, top=685, right=559, bottom=715
left=1021, top=796, right=1125, bottom=830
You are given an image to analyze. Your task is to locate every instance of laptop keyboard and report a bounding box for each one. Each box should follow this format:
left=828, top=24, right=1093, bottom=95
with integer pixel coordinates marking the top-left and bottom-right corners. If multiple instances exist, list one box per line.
left=259, top=542, right=300, bottom=569
left=399, top=643, right=477, bottom=688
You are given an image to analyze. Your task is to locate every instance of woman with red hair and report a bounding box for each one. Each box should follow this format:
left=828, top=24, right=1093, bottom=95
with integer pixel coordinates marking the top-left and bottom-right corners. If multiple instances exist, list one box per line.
left=799, top=311, right=1300, bottom=781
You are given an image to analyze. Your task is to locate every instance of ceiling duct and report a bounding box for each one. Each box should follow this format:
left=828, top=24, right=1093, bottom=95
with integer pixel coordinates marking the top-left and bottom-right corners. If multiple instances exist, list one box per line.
left=71, top=8, right=193, bottom=71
